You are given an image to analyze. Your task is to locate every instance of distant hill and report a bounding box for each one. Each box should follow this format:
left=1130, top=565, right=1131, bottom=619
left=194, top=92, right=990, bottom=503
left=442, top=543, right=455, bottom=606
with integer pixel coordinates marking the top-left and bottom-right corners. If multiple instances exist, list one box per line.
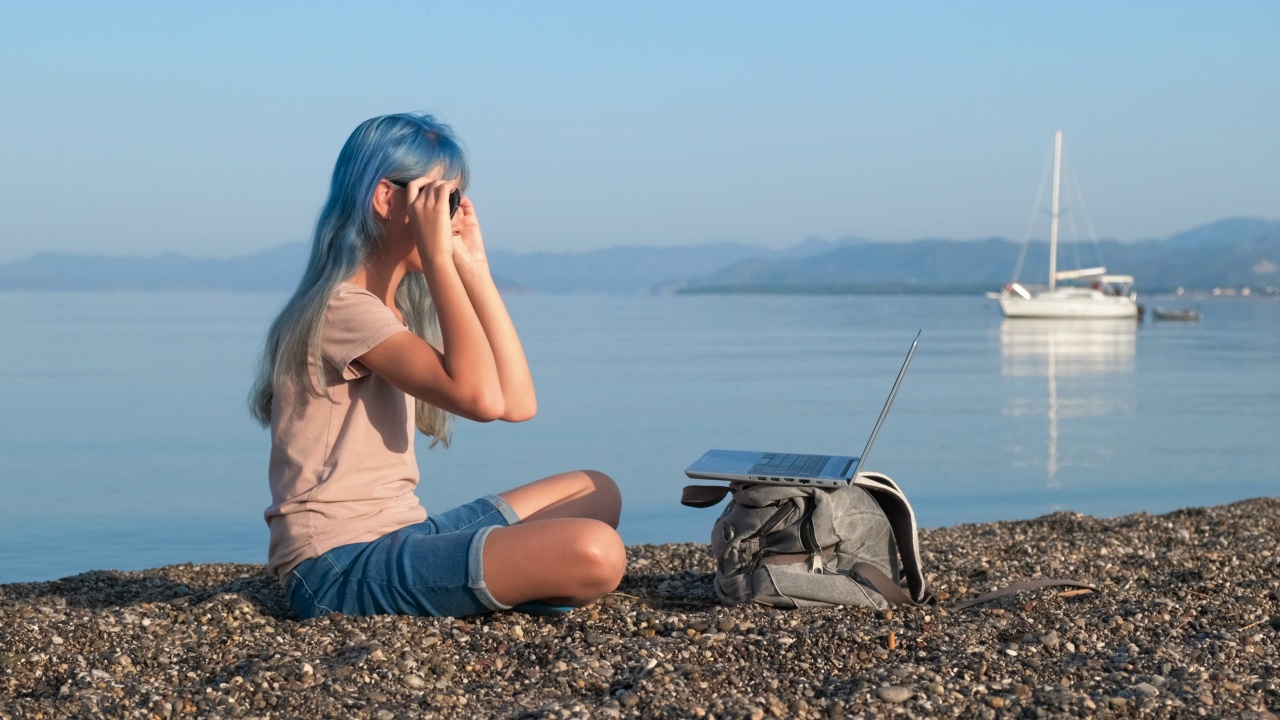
left=0, top=220, right=1275, bottom=294
left=0, top=244, right=310, bottom=292
left=1100, top=218, right=1280, bottom=290
left=677, top=218, right=1280, bottom=295
left=486, top=237, right=861, bottom=294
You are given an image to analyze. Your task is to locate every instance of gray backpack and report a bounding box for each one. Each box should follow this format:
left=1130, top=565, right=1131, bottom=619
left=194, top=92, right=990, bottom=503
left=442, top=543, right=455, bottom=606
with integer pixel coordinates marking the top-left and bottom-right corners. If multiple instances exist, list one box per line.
left=682, top=472, right=934, bottom=609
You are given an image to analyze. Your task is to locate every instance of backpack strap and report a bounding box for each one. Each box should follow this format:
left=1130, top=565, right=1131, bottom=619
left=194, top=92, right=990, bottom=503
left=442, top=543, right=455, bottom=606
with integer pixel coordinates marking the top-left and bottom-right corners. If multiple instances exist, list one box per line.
left=851, top=472, right=935, bottom=606
left=953, top=578, right=1098, bottom=611
left=681, top=484, right=732, bottom=508
left=850, top=562, right=923, bottom=607
left=849, top=474, right=1099, bottom=610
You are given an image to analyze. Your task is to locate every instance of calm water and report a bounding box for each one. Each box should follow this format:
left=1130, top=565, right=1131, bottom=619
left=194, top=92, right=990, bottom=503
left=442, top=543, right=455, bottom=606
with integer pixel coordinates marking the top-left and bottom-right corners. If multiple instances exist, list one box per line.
left=1, top=292, right=1276, bottom=583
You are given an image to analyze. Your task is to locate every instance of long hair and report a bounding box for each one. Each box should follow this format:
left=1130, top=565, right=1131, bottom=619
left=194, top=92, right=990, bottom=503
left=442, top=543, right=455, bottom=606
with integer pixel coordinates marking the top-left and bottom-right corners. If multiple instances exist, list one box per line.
left=248, top=113, right=469, bottom=447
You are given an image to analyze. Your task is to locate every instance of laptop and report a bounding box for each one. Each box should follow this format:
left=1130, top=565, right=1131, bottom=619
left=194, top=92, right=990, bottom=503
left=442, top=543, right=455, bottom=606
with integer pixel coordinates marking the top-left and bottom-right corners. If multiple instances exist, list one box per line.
left=684, top=330, right=919, bottom=488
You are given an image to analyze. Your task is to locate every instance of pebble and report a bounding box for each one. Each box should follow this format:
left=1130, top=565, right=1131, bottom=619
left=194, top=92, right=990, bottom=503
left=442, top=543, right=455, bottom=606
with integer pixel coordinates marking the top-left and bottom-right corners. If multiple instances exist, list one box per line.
left=1, top=497, right=1276, bottom=719
left=876, top=685, right=913, bottom=704
left=1132, top=682, right=1159, bottom=698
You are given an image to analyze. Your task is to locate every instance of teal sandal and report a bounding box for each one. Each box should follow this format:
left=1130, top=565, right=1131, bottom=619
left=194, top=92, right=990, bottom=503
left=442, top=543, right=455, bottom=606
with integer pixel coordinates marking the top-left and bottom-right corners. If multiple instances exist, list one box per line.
left=511, top=600, right=574, bottom=616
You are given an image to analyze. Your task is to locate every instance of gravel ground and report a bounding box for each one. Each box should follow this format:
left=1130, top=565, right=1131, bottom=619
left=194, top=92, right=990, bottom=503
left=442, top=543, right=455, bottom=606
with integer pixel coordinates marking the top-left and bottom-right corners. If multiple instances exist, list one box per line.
left=2, top=497, right=1277, bottom=719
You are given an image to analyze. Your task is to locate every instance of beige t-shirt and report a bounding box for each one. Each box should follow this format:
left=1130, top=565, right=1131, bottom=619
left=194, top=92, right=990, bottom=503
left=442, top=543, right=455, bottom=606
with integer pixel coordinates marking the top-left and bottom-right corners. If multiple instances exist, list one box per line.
left=264, top=283, right=427, bottom=580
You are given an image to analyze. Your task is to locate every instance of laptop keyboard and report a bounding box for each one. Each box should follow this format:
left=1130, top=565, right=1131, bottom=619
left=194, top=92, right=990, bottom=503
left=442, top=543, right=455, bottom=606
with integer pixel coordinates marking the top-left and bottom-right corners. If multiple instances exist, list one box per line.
left=748, top=453, right=830, bottom=478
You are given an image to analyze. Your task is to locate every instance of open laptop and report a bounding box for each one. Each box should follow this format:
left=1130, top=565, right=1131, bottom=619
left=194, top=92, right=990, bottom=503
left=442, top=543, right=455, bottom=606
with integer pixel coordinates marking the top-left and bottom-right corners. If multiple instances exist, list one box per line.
left=684, top=330, right=919, bottom=488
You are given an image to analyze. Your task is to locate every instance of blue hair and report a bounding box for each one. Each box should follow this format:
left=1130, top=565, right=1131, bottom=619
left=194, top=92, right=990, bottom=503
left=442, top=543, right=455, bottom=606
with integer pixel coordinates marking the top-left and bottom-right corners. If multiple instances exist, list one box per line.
left=249, top=113, right=469, bottom=446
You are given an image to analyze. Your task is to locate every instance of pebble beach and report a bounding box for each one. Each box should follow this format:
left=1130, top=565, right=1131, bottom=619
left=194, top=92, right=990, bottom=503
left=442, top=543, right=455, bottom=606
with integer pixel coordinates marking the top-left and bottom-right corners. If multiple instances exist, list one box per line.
left=2, top=497, right=1277, bottom=719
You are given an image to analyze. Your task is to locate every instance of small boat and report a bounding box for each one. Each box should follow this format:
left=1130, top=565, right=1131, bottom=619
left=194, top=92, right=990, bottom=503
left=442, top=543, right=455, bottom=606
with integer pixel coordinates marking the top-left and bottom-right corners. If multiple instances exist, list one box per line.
left=989, top=131, right=1139, bottom=319
left=1152, top=308, right=1202, bottom=322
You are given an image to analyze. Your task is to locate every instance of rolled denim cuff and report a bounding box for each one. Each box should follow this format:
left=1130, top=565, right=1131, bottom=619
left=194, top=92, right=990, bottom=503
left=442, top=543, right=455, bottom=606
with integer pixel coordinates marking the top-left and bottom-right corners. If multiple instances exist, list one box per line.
left=467, top=525, right=512, bottom=612
left=483, top=493, right=523, bottom=526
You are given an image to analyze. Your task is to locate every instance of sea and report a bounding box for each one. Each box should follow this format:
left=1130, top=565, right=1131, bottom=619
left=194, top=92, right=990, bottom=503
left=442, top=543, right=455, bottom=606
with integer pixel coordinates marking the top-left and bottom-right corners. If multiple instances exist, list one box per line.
left=1, top=292, right=1276, bottom=584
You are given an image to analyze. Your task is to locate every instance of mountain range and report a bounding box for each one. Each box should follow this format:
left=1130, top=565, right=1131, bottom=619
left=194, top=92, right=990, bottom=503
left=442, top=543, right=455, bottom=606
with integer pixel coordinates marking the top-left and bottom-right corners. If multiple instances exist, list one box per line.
left=1, top=217, right=1276, bottom=295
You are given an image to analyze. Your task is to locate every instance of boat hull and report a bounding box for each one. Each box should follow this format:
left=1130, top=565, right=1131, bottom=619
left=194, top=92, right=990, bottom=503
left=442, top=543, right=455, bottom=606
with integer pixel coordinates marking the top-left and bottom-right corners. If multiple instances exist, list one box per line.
left=999, top=290, right=1138, bottom=319
left=1153, top=309, right=1201, bottom=322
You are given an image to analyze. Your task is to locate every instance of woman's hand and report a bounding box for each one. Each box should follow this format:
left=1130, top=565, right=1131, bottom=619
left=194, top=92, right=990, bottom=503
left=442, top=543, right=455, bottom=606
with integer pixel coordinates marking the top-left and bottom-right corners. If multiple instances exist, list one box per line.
left=405, top=177, right=461, bottom=266
left=442, top=194, right=537, bottom=422
left=450, top=196, right=489, bottom=271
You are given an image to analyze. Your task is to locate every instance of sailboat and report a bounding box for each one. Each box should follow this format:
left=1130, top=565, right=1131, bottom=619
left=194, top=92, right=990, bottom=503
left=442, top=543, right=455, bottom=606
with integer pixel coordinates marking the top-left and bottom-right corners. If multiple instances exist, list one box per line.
left=990, top=131, right=1139, bottom=319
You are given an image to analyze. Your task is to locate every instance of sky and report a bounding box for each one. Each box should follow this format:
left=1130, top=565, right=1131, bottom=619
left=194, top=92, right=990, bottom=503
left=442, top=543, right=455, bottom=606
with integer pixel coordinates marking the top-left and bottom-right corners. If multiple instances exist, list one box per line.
left=1, top=2, right=1277, bottom=263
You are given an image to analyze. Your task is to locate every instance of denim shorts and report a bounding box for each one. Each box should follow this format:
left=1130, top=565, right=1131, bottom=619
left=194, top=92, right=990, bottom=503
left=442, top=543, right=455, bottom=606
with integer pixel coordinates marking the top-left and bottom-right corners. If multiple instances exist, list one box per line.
left=283, top=494, right=521, bottom=619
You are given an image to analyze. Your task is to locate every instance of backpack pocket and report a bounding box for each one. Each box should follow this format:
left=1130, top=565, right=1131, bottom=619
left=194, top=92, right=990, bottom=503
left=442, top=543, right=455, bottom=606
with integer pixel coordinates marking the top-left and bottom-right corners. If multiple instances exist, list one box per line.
left=751, top=560, right=891, bottom=609
left=711, top=497, right=801, bottom=605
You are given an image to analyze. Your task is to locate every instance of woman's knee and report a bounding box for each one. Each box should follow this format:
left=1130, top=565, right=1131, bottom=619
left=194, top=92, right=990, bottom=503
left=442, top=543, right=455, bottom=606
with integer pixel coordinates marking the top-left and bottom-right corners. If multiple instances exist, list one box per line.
left=565, top=519, right=626, bottom=597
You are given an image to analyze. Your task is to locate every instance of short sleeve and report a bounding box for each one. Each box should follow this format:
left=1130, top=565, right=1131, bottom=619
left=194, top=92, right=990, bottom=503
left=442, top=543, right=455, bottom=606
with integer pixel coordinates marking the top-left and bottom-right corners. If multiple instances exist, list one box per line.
left=321, top=285, right=408, bottom=381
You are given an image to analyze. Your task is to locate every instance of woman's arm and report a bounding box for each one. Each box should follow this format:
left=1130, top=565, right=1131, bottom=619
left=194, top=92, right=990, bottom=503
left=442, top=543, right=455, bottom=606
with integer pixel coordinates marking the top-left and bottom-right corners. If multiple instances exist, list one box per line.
left=450, top=197, right=538, bottom=422
left=358, top=179, right=505, bottom=422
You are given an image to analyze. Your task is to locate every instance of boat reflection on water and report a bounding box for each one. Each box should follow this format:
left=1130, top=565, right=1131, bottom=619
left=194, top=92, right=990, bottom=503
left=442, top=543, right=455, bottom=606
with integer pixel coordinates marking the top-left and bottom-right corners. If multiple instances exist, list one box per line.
left=1000, top=319, right=1136, bottom=488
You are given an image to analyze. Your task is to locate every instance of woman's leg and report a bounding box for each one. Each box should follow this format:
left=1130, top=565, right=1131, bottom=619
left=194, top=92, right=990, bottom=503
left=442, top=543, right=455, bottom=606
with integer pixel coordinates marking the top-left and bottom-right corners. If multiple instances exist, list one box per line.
left=481, top=517, right=626, bottom=607
left=498, top=469, right=622, bottom=527
left=481, top=469, right=625, bottom=607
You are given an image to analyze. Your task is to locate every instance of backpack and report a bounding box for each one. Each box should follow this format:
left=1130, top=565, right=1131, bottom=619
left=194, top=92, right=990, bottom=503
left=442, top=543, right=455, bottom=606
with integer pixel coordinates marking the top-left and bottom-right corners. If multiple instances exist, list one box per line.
left=681, top=472, right=935, bottom=609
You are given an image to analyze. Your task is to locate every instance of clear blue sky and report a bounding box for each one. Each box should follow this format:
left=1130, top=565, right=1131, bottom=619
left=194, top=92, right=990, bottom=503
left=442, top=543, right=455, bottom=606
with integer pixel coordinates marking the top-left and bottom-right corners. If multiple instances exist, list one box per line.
left=1, top=2, right=1277, bottom=262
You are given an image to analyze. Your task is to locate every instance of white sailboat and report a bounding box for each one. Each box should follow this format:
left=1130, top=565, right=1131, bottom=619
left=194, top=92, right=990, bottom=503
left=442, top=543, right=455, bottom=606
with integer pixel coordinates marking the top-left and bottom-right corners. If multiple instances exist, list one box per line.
left=990, top=131, right=1139, bottom=319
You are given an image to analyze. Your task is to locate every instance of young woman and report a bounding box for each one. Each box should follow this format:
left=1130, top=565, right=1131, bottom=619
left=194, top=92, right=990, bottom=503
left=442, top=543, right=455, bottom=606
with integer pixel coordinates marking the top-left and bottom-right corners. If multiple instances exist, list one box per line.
left=249, top=113, right=625, bottom=618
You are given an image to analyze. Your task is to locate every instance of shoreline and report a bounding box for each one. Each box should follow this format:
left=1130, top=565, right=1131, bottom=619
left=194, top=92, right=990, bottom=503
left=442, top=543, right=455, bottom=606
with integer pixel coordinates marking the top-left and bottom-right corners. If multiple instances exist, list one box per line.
left=2, top=498, right=1277, bottom=719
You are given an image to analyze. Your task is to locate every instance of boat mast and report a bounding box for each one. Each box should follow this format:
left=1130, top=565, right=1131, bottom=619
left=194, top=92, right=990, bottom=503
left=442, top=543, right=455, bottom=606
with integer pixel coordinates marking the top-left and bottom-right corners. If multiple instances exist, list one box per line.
left=1049, top=130, right=1062, bottom=292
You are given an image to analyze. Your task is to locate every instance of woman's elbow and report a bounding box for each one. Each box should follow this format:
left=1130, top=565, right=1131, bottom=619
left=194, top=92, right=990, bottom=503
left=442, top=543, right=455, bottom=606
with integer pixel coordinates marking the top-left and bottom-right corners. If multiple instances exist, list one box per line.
left=501, top=398, right=537, bottom=423
left=465, top=389, right=507, bottom=423
left=473, top=392, right=506, bottom=420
